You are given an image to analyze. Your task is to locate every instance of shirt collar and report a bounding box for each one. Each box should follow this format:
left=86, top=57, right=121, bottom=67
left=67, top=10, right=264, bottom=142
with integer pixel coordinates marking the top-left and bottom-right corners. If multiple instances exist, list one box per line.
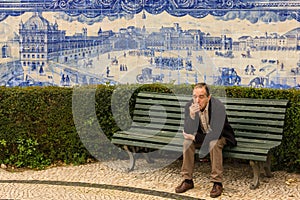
left=201, top=101, right=209, bottom=113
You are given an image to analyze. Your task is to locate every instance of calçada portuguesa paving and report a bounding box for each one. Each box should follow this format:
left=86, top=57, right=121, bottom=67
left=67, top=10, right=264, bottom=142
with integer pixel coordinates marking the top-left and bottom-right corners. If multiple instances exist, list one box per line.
left=0, top=158, right=299, bottom=200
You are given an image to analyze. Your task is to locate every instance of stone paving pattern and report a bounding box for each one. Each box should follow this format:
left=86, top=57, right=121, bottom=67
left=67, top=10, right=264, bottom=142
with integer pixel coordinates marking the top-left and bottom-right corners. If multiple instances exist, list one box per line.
left=0, top=158, right=299, bottom=200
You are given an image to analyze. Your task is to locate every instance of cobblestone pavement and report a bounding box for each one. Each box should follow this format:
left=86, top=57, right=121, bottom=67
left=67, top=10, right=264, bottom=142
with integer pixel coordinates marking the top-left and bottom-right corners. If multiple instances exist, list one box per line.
left=0, top=158, right=299, bottom=200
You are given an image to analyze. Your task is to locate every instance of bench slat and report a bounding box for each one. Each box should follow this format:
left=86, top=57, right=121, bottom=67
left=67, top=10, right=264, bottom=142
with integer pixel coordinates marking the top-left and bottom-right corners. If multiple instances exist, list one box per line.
left=231, top=124, right=284, bottom=134
left=224, top=105, right=286, bottom=113
left=134, top=103, right=184, bottom=112
left=219, top=97, right=288, bottom=106
left=227, top=111, right=286, bottom=120
left=133, top=115, right=285, bottom=127
left=131, top=122, right=285, bottom=134
left=234, top=131, right=283, bottom=140
left=228, top=117, right=285, bottom=126
left=135, top=99, right=287, bottom=114
left=138, top=92, right=288, bottom=107
left=111, top=138, right=183, bottom=152
left=134, top=104, right=286, bottom=121
left=115, top=130, right=183, bottom=138
left=115, top=130, right=283, bottom=144
left=112, top=132, right=183, bottom=145
left=121, top=129, right=183, bottom=137
left=133, top=116, right=183, bottom=125
left=223, top=152, right=267, bottom=162
left=133, top=110, right=183, bottom=119
left=135, top=98, right=185, bottom=107
left=233, top=140, right=281, bottom=149
left=134, top=105, right=286, bottom=122
left=132, top=123, right=182, bottom=131
left=224, top=146, right=269, bottom=154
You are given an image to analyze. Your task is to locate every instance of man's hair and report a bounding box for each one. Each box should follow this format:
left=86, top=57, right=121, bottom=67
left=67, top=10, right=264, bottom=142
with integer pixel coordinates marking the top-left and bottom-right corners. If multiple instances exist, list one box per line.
left=194, top=82, right=210, bottom=96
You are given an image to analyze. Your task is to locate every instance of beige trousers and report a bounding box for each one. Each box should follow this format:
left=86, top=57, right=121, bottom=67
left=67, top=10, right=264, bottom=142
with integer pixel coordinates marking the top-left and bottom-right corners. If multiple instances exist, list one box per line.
left=180, top=137, right=227, bottom=183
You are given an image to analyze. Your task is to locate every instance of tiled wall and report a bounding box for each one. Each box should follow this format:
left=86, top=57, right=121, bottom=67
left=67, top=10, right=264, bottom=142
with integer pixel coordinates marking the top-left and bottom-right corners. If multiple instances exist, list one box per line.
left=0, top=1, right=299, bottom=89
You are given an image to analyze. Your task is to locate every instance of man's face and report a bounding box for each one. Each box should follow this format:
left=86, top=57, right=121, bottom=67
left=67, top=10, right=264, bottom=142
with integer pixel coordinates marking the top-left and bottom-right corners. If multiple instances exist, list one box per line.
left=192, top=87, right=211, bottom=111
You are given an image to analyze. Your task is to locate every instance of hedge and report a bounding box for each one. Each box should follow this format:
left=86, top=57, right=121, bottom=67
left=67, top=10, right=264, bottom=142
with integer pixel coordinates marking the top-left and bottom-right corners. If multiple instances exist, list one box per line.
left=0, top=84, right=299, bottom=172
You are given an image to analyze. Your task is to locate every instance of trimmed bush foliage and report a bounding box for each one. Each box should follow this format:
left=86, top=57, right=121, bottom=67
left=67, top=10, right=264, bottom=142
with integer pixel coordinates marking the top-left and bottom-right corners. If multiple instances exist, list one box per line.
left=0, top=84, right=299, bottom=171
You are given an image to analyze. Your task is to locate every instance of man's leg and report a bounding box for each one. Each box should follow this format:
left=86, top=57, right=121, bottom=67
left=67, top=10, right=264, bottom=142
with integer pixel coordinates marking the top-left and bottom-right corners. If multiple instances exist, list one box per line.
left=181, top=139, right=196, bottom=179
left=175, top=139, right=196, bottom=193
left=209, top=137, right=227, bottom=198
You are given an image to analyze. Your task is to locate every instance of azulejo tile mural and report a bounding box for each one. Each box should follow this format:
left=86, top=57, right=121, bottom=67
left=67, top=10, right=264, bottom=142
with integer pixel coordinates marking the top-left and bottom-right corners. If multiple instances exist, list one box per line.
left=0, top=0, right=300, bottom=89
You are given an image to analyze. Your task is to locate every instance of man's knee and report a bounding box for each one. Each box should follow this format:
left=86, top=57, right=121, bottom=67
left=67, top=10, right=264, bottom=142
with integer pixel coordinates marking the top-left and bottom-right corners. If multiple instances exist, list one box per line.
left=209, top=138, right=226, bottom=151
left=183, top=139, right=195, bottom=152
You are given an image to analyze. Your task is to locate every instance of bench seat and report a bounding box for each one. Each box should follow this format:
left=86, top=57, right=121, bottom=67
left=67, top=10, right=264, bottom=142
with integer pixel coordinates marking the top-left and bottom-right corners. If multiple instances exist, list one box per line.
left=111, top=92, right=288, bottom=189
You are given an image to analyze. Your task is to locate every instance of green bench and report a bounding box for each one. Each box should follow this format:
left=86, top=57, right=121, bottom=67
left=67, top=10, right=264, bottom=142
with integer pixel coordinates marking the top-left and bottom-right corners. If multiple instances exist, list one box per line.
left=111, top=92, right=288, bottom=189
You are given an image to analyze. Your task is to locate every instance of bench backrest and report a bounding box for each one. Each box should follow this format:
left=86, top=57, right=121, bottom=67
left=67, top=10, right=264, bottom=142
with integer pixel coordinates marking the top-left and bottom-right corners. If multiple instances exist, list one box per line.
left=130, top=92, right=288, bottom=160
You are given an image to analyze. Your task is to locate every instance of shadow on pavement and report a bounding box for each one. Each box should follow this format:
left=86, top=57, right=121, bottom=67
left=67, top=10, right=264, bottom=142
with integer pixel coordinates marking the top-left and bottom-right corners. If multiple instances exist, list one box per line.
left=0, top=180, right=203, bottom=200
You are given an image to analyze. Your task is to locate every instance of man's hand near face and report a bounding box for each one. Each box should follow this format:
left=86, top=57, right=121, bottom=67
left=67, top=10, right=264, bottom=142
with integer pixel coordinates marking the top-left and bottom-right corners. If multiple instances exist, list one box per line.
left=189, top=103, right=200, bottom=119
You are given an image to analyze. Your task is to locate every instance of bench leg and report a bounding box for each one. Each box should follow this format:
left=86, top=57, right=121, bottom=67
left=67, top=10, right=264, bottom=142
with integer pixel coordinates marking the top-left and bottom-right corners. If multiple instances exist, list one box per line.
left=143, top=153, right=154, bottom=164
left=249, top=160, right=260, bottom=189
left=124, top=146, right=136, bottom=172
left=263, top=152, right=273, bottom=178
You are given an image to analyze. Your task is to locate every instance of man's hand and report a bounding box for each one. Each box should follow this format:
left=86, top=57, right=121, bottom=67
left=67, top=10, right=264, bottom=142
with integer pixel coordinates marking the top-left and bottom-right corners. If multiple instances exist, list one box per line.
left=183, top=131, right=195, bottom=141
left=189, top=103, right=200, bottom=119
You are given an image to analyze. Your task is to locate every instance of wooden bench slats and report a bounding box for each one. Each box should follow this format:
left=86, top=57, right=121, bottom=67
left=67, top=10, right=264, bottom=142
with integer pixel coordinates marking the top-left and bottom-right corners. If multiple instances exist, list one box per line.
left=112, top=133, right=183, bottom=145
left=136, top=99, right=287, bottom=114
left=122, top=129, right=183, bottom=138
left=137, top=92, right=189, bottom=101
left=224, top=146, right=269, bottom=154
left=114, top=132, right=282, bottom=146
left=133, top=110, right=183, bottom=118
left=235, top=137, right=281, bottom=144
left=134, top=104, right=286, bottom=118
left=137, top=93, right=288, bottom=107
left=115, top=130, right=183, bottom=138
left=133, top=115, right=285, bottom=127
left=230, top=124, right=284, bottom=134
left=131, top=123, right=183, bottom=131
left=226, top=111, right=286, bottom=120
left=134, top=103, right=184, bottom=113
left=232, top=140, right=281, bottom=150
left=131, top=121, right=284, bottom=134
left=224, top=105, right=286, bottom=113
left=223, top=152, right=266, bottom=162
left=113, top=135, right=183, bottom=145
left=134, top=106, right=286, bottom=121
left=112, top=139, right=270, bottom=159
left=113, top=135, right=280, bottom=152
left=114, top=131, right=280, bottom=148
left=133, top=116, right=183, bottom=126
left=234, top=131, right=283, bottom=140
left=112, top=92, right=288, bottom=189
left=228, top=117, right=285, bottom=126
left=135, top=98, right=185, bottom=107
left=112, top=138, right=183, bottom=152
left=113, top=138, right=270, bottom=161
left=219, top=98, right=288, bottom=106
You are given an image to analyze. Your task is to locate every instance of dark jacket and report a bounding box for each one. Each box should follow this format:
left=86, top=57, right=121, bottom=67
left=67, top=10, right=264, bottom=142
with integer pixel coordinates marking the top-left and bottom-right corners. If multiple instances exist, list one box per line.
left=183, top=97, right=237, bottom=147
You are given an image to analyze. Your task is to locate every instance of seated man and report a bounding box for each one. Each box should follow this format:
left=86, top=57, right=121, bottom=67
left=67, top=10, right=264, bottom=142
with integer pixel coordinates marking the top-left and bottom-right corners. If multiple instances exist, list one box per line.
left=175, top=82, right=237, bottom=198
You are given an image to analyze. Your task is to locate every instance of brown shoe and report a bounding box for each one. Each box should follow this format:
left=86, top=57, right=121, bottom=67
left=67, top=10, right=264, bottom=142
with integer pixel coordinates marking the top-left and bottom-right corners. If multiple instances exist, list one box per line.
left=210, top=183, right=223, bottom=198
left=175, top=180, right=194, bottom=193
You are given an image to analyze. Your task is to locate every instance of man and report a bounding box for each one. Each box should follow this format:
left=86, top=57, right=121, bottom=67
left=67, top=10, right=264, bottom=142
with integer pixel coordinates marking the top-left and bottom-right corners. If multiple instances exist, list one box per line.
left=175, top=82, right=237, bottom=198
